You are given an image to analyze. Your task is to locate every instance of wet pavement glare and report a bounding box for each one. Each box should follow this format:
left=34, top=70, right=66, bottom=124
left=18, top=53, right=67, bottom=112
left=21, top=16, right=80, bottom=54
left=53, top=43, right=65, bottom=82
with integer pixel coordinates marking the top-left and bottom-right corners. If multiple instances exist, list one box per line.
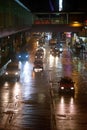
left=0, top=43, right=87, bottom=130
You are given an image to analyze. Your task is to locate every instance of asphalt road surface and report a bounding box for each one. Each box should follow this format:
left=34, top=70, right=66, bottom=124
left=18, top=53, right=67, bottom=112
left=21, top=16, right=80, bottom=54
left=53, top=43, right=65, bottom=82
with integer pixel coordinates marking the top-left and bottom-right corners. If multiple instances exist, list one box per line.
left=0, top=40, right=87, bottom=130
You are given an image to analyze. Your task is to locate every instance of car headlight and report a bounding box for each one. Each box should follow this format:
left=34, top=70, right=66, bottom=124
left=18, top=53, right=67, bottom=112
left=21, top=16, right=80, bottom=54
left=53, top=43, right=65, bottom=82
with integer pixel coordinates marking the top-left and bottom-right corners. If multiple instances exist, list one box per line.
left=19, top=55, right=21, bottom=58
left=15, top=72, right=18, bottom=75
left=26, top=55, right=28, bottom=58
left=61, top=87, right=64, bottom=90
left=5, top=72, right=8, bottom=75
left=59, top=48, right=63, bottom=51
left=71, top=87, right=74, bottom=90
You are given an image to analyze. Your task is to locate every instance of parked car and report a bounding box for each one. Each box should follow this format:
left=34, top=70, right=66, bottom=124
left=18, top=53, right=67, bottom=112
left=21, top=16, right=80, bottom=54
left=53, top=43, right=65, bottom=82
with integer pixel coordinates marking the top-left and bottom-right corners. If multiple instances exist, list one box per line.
left=58, top=76, right=75, bottom=95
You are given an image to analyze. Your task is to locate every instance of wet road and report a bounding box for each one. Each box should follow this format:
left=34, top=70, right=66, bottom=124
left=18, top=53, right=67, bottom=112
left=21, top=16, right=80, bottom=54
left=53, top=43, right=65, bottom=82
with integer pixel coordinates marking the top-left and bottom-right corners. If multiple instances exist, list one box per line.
left=0, top=41, right=87, bottom=130
left=49, top=47, right=87, bottom=130
left=0, top=42, right=52, bottom=130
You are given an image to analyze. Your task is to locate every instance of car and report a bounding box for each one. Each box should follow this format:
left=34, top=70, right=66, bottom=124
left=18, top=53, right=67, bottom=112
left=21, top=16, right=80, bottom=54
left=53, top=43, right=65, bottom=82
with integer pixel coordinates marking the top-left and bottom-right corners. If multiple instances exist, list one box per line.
left=6, top=61, right=20, bottom=69
left=16, top=51, right=29, bottom=61
left=55, top=43, right=63, bottom=53
left=36, top=48, right=44, bottom=57
left=4, top=68, right=20, bottom=81
left=50, top=47, right=59, bottom=56
left=59, top=47, right=63, bottom=53
left=58, top=76, right=75, bottom=95
left=36, top=47, right=44, bottom=53
left=35, top=51, right=44, bottom=60
left=59, top=44, right=63, bottom=53
left=33, top=60, right=43, bottom=72
left=49, top=38, right=57, bottom=46
left=3, top=61, right=20, bottom=81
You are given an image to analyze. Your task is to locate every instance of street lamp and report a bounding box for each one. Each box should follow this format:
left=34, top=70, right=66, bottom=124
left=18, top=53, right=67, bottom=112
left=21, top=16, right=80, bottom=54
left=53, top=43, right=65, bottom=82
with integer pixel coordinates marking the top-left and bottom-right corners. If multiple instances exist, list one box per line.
left=70, top=21, right=83, bottom=27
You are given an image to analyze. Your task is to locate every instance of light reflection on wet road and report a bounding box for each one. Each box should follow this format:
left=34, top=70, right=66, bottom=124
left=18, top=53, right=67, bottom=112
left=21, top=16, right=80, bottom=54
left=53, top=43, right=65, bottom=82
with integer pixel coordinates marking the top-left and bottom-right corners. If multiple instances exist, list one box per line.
left=49, top=47, right=87, bottom=130
left=0, top=45, right=51, bottom=130
left=0, top=43, right=87, bottom=130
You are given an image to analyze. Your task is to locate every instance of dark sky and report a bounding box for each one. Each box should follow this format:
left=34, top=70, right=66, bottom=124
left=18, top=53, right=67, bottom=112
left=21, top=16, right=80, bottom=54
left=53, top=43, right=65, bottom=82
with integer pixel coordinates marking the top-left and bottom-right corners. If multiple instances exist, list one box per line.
left=63, top=0, right=78, bottom=11
left=19, top=0, right=52, bottom=12
left=19, top=0, right=87, bottom=12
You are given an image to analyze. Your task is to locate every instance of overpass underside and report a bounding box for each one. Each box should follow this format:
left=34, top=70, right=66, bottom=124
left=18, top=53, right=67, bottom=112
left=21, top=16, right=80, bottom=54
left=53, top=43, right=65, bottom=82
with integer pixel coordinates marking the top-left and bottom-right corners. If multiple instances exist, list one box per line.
left=31, top=24, right=82, bottom=32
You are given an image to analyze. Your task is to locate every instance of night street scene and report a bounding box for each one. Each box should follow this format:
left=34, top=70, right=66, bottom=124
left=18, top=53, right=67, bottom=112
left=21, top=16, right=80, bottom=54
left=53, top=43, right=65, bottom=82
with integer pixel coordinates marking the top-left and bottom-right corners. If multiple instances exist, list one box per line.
left=0, top=0, right=87, bottom=130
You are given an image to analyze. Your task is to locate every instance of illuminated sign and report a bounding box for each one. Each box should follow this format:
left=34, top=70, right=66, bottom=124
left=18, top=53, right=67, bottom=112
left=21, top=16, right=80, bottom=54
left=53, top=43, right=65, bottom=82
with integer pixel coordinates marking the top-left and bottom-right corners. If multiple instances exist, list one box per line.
left=66, top=32, right=71, bottom=38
